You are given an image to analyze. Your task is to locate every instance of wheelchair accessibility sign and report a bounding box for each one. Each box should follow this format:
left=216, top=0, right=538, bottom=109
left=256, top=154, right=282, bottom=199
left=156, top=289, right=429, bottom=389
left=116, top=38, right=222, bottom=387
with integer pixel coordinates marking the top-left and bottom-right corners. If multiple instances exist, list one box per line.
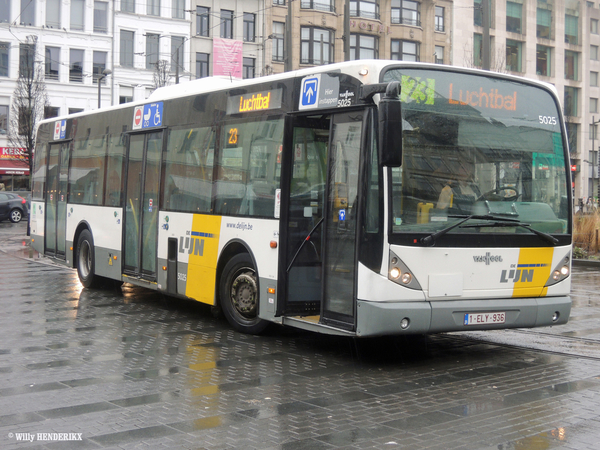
left=133, top=102, right=163, bottom=130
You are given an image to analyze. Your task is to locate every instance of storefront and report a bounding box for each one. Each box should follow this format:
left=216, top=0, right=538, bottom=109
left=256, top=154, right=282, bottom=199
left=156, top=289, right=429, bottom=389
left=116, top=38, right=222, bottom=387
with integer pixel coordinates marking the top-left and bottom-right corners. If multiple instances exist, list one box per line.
left=0, top=147, right=30, bottom=191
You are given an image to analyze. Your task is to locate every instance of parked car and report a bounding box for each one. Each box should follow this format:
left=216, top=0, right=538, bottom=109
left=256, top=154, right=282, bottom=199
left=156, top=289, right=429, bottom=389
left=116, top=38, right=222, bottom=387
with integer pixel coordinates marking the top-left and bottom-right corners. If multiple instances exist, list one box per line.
left=0, top=192, right=28, bottom=223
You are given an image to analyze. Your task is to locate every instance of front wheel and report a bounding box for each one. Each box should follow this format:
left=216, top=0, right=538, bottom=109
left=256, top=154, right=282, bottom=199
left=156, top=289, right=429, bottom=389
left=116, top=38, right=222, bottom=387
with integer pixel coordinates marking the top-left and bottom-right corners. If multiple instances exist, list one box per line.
left=76, top=229, right=102, bottom=288
left=219, top=254, right=268, bottom=334
left=9, top=209, right=22, bottom=223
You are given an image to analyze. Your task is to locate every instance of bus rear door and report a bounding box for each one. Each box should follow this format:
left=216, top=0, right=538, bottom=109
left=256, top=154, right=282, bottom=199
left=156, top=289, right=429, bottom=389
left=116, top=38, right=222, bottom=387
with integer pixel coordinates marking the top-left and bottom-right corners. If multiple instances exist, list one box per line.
left=45, top=142, right=68, bottom=259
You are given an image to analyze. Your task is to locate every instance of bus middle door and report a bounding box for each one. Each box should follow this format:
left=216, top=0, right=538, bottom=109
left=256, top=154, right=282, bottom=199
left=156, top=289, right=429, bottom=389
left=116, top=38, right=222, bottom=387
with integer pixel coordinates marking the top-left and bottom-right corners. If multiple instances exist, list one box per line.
left=123, top=131, right=163, bottom=280
left=45, top=142, right=69, bottom=259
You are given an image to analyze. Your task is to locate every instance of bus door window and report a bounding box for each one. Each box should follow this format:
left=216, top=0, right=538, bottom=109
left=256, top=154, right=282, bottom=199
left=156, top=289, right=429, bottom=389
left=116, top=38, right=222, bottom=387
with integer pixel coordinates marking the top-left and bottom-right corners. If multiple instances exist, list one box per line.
left=284, top=117, right=329, bottom=311
left=104, top=127, right=127, bottom=207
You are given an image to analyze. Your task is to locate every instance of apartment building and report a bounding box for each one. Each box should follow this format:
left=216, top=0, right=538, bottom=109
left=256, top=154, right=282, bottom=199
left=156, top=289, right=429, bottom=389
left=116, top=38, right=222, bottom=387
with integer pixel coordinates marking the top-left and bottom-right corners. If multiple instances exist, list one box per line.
left=452, top=0, right=600, bottom=206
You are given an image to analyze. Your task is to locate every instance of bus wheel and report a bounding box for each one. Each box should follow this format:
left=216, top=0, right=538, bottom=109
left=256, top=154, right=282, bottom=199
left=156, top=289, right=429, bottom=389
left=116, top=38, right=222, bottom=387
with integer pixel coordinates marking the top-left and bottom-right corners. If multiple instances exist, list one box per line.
left=76, top=230, right=101, bottom=289
left=220, top=254, right=268, bottom=334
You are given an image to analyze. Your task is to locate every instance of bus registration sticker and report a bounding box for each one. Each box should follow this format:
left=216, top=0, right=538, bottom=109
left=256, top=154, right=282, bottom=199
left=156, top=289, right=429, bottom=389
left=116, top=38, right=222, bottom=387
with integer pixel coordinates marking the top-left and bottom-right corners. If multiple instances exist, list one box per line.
left=464, top=312, right=505, bottom=326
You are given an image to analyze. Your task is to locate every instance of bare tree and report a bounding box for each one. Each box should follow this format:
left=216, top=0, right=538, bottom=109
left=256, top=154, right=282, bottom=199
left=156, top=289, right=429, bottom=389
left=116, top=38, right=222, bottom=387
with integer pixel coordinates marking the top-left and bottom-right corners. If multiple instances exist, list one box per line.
left=152, top=60, right=170, bottom=90
left=462, top=38, right=508, bottom=74
left=8, top=35, right=48, bottom=176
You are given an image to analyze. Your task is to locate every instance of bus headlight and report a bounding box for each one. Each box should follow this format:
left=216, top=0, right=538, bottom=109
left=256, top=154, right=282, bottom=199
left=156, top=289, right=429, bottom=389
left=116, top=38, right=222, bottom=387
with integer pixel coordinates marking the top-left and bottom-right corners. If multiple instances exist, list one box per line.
left=545, top=256, right=570, bottom=287
left=388, top=250, right=422, bottom=290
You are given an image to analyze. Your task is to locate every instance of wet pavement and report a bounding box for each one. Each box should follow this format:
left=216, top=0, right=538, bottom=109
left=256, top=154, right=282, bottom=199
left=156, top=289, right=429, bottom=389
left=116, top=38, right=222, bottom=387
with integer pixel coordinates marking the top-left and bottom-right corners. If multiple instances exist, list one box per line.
left=1, top=221, right=600, bottom=449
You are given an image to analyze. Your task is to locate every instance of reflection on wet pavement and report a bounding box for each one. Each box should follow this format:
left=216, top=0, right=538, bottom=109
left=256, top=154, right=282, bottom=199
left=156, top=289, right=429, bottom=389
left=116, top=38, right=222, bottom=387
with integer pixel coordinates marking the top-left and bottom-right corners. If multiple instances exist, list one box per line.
left=1, top=224, right=600, bottom=449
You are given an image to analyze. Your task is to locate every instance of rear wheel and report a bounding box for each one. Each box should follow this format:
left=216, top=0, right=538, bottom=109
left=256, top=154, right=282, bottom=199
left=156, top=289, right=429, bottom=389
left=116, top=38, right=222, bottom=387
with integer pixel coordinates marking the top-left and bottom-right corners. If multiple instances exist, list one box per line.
left=9, top=209, right=22, bottom=223
left=219, top=253, right=268, bottom=334
left=76, top=230, right=102, bottom=288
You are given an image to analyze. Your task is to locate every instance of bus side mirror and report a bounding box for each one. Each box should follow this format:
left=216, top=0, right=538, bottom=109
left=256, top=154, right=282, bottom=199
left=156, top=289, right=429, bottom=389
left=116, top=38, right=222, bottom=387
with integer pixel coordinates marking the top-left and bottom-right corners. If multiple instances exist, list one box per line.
left=378, top=81, right=402, bottom=167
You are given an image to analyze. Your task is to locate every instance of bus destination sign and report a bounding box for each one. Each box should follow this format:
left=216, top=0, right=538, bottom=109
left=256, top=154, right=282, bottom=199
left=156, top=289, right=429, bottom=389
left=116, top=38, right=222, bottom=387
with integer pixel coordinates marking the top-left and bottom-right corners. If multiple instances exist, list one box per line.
left=227, top=89, right=283, bottom=115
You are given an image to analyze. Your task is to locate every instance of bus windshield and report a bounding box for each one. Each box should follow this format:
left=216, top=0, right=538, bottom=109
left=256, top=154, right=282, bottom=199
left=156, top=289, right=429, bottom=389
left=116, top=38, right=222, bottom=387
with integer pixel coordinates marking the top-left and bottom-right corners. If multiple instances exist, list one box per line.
left=383, top=67, right=570, bottom=240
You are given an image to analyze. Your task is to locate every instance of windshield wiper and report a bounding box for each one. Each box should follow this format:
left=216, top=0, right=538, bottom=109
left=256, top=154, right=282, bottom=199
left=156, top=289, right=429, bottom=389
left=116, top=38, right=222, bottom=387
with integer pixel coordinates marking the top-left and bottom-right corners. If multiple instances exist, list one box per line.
left=461, top=221, right=559, bottom=245
left=420, top=214, right=525, bottom=247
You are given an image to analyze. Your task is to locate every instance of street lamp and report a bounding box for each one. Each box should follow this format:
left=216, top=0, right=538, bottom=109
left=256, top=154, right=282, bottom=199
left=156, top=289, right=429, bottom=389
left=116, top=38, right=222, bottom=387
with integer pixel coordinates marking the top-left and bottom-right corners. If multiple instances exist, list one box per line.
left=97, top=68, right=112, bottom=108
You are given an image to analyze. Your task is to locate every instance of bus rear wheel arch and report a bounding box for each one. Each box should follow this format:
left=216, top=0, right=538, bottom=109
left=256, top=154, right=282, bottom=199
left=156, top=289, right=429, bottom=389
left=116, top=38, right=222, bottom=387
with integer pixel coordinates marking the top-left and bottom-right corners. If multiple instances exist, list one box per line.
left=219, top=253, right=268, bottom=334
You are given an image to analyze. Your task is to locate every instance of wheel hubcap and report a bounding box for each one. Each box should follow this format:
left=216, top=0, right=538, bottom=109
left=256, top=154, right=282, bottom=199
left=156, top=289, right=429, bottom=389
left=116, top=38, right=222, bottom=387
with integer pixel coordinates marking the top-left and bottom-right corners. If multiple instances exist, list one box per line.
left=230, top=270, right=257, bottom=318
left=79, top=242, right=91, bottom=278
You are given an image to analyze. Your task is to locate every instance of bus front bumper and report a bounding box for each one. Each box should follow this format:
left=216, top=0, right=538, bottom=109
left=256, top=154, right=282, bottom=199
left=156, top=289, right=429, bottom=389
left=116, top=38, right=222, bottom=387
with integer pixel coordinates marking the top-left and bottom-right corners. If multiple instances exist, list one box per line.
left=355, top=296, right=571, bottom=337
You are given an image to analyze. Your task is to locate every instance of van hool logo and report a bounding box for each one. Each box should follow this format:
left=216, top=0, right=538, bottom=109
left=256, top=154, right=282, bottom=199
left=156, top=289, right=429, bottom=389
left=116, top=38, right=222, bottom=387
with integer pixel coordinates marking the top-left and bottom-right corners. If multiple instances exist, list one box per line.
left=473, top=252, right=503, bottom=265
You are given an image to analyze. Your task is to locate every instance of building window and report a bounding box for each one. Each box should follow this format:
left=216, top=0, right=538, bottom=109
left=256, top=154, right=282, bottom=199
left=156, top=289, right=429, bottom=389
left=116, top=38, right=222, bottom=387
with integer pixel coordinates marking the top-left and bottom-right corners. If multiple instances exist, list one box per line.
left=564, top=86, right=579, bottom=117
left=45, top=46, right=60, bottom=80
left=391, top=0, right=420, bottom=26
left=196, top=52, right=209, bottom=78
left=536, top=45, right=551, bottom=76
left=93, top=1, right=108, bottom=33
left=434, top=45, right=444, bottom=64
left=506, top=39, right=522, bottom=72
left=391, top=39, right=419, bottom=61
left=435, top=6, right=444, bottom=32
left=592, top=45, right=599, bottom=61
left=197, top=7, right=209, bottom=36
left=474, top=0, right=482, bottom=27
left=350, top=34, right=378, bottom=60
left=1, top=42, right=10, bottom=77
left=121, top=0, right=134, bottom=13
left=172, top=0, right=184, bottom=19
left=350, top=0, right=379, bottom=20
left=591, top=98, right=598, bottom=113
left=147, top=0, right=160, bottom=17
left=171, top=36, right=184, bottom=74
left=68, top=108, right=84, bottom=114
left=69, top=49, right=84, bottom=82
left=46, top=0, right=61, bottom=28
left=593, top=18, right=599, bottom=34
left=274, top=0, right=285, bottom=4
left=243, top=57, right=255, bottom=79
left=0, top=105, right=8, bottom=135
left=71, top=0, right=85, bottom=31
left=93, top=51, right=107, bottom=83
left=272, top=22, right=285, bottom=62
left=300, top=27, right=333, bottom=65
left=19, top=43, right=35, bottom=76
left=119, top=96, right=133, bottom=104
left=565, top=14, right=578, bottom=44
left=146, top=33, right=159, bottom=69
left=592, top=71, right=599, bottom=87
left=301, top=0, right=335, bottom=13
left=120, top=30, right=134, bottom=67
left=473, top=33, right=482, bottom=67
left=221, top=10, right=233, bottom=39
left=44, top=106, right=59, bottom=119
left=243, top=13, right=256, bottom=42
left=537, top=2, right=552, bottom=38
left=0, top=0, right=9, bottom=23
left=565, top=50, right=579, bottom=80
left=20, top=0, right=35, bottom=25
left=506, top=1, right=522, bottom=33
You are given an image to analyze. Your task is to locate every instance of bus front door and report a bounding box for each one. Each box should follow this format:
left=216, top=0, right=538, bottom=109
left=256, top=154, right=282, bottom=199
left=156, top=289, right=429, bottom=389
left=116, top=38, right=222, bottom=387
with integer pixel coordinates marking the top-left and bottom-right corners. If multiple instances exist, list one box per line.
left=45, top=142, right=69, bottom=259
left=280, top=112, right=362, bottom=330
left=123, top=131, right=163, bottom=280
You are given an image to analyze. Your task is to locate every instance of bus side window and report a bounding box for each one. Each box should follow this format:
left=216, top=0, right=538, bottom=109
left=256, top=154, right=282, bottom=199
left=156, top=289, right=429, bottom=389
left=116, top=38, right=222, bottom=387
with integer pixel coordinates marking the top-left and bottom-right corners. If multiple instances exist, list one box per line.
left=105, top=133, right=126, bottom=207
left=69, top=136, right=106, bottom=206
left=163, top=126, right=215, bottom=213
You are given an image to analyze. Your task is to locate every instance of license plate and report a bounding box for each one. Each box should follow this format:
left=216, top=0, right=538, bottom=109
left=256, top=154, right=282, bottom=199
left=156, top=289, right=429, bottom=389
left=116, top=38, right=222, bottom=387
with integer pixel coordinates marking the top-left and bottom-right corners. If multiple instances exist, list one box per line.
left=464, top=312, right=506, bottom=326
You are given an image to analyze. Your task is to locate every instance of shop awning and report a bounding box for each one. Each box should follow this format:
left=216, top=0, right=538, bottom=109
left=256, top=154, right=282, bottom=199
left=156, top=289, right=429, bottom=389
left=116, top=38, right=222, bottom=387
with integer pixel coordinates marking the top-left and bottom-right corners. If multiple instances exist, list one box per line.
left=0, top=159, right=29, bottom=175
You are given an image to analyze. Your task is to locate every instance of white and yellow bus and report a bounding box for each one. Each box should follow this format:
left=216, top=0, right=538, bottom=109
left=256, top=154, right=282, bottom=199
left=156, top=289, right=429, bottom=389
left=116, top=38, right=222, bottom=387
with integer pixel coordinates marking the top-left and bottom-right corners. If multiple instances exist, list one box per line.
left=30, top=60, right=572, bottom=336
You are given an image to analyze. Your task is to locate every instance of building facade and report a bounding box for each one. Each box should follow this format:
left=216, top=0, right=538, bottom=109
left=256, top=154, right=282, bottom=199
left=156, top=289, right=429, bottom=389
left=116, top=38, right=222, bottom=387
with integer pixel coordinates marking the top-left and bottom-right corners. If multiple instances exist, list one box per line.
left=452, top=0, right=600, bottom=208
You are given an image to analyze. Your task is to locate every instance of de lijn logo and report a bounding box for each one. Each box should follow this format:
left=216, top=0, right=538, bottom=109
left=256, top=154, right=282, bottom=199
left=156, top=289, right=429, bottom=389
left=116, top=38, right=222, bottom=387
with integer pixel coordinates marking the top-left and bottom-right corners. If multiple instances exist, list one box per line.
left=499, top=264, right=547, bottom=283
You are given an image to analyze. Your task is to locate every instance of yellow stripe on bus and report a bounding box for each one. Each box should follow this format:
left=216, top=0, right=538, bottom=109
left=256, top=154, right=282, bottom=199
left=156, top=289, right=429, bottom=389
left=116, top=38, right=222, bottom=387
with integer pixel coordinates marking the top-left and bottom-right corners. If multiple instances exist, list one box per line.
left=185, top=214, right=222, bottom=305
left=512, top=247, right=554, bottom=298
